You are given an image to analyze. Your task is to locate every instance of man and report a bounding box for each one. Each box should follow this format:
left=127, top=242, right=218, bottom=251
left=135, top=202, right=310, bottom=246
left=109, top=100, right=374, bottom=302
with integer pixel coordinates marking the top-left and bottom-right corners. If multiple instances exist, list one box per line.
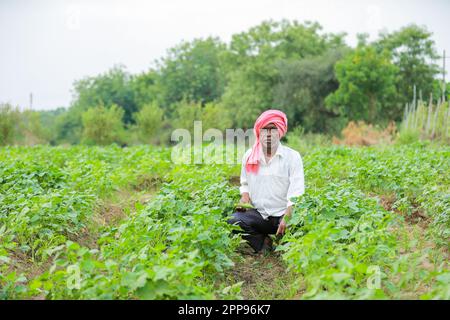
left=227, top=109, right=305, bottom=254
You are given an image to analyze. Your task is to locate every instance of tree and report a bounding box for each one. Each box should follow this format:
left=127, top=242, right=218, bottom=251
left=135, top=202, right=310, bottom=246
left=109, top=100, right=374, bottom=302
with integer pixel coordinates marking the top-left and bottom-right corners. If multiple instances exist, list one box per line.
left=171, top=100, right=203, bottom=134
left=37, top=108, right=67, bottom=145
left=19, top=110, right=48, bottom=145
left=374, top=24, right=440, bottom=106
left=201, top=102, right=232, bottom=131
left=53, top=107, right=83, bottom=145
left=0, top=103, right=20, bottom=145
left=221, top=19, right=347, bottom=128
left=168, top=100, right=232, bottom=141
left=81, top=104, right=125, bottom=145
left=131, top=70, right=162, bottom=108
left=72, top=65, right=137, bottom=124
left=133, top=102, right=164, bottom=144
left=273, top=48, right=350, bottom=133
left=58, top=65, right=137, bottom=144
left=431, top=80, right=450, bottom=101
left=325, top=46, right=398, bottom=123
left=220, top=70, right=271, bottom=128
left=157, top=37, right=227, bottom=110
left=226, top=19, right=344, bottom=68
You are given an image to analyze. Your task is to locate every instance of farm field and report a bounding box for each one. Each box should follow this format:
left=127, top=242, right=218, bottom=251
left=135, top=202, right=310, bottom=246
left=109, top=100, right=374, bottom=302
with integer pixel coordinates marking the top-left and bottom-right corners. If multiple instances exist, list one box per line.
left=0, top=142, right=449, bottom=299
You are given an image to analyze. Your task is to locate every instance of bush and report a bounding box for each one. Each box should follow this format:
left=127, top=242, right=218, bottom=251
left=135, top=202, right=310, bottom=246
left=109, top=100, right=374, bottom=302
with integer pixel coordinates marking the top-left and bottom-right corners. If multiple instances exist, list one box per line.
left=81, top=105, right=125, bottom=145
left=395, top=129, right=420, bottom=145
left=332, top=121, right=396, bottom=146
left=286, top=126, right=331, bottom=155
left=0, top=103, right=20, bottom=145
left=133, top=102, right=164, bottom=144
left=171, top=100, right=203, bottom=134
left=18, top=110, right=49, bottom=145
left=201, top=102, right=232, bottom=131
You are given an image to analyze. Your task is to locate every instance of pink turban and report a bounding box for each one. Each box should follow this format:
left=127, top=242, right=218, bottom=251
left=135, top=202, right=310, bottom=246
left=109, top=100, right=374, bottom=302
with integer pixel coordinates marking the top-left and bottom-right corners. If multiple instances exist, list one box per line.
left=245, top=109, right=288, bottom=174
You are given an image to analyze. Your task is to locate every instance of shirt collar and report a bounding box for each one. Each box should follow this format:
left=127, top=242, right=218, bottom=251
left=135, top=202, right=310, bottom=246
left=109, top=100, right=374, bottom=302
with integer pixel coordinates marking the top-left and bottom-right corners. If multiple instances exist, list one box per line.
left=259, top=142, right=285, bottom=162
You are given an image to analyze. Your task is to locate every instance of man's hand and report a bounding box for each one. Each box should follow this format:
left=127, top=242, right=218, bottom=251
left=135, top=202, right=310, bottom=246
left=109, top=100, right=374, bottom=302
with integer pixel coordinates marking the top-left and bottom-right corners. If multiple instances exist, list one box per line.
left=240, top=192, right=250, bottom=204
left=236, top=192, right=251, bottom=212
left=276, top=218, right=287, bottom=236
left=276, top=205, right=292, bottom=236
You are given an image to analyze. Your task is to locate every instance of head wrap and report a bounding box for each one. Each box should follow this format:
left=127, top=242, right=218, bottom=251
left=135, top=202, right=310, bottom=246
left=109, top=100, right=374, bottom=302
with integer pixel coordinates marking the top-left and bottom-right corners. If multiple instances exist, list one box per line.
left=245, top=109, right=288, bottom=174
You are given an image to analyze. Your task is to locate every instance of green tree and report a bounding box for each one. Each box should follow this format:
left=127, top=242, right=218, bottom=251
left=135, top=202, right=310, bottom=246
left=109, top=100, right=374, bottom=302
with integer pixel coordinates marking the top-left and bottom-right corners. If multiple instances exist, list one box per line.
left=201, top=102, right=232, bottom=131
left=171, top=100, right=203, bottom=134
left=81, top=104, right=125, bottom=145
left=131, top=70, right=162, bottom=108
left=325, top=46, right=398, bottom=123
left=53, top=108, right=83, bottom=145
left=222, top=19, right=347, bottom=128
left=58, top=65, right=137, bottom=144
left=19, top=110, right=48, bottom=145
left=0, top=103, right=20, bottom=145
left=133, top=102, right=164, bottom=144
left=220, top=70, right=269, bottom=128
left=273, top=48, right=350, bottom=133
left=157, top=37, right=227, bottom=110
left=431, top=79, right=450, bottom=101
left=374, top=24, right=440, bottom=105
left=72, top=65, right=137, bottom=124
left=226, top=19, right=344, bottom=68
left=169, top=101, right=232, bottom=139
left=37, top=108, right=67, bottom=145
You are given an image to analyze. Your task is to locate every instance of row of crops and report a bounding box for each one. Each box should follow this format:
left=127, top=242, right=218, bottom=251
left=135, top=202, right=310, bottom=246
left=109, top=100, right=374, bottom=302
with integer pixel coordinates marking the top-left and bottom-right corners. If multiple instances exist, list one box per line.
left=0, top=142, right=449, bottom=299
left=281, top=143, right=449, bottom=298
left=0, top=145, right=242, bottom=299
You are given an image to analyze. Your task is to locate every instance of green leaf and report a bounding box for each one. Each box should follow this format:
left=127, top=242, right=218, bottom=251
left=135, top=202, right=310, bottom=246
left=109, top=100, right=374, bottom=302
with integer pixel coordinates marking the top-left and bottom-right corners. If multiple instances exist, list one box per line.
left=136, top=280, right=171, bottom=300
left=331, top=273, right=352, bottom=283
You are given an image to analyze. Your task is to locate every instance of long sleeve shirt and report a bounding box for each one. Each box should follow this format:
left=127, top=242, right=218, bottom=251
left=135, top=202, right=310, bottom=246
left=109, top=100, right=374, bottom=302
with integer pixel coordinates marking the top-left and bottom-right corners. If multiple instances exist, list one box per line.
left=240, top=143, right=305, bottom=220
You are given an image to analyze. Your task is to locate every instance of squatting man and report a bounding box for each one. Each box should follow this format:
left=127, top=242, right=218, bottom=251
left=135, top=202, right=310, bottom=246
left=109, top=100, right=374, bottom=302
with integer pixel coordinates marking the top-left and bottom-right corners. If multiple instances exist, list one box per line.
left=228, top=109, right=305, bottom=254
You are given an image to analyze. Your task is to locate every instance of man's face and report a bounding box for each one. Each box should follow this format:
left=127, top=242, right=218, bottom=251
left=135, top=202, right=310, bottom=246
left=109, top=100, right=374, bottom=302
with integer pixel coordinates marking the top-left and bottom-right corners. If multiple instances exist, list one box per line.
left=260, top=123, right=280, bottom=152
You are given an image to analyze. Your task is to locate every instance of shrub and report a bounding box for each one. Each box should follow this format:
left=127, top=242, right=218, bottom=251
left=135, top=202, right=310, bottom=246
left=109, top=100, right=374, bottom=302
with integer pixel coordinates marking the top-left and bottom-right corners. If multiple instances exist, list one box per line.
left=332, top=121, right=396, bottom=146
left=0, top=103, right=20, bottom=145
left=133, top=103, right=164, bottom=144
left=395, top=129, right=420, bottom=145
left=81, top=105, right=125, bottom=145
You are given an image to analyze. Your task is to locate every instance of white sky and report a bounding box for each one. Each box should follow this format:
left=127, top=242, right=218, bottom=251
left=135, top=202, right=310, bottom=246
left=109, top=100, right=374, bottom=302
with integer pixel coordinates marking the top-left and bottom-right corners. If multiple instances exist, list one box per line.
left=1, top=0, right=449, bottom=110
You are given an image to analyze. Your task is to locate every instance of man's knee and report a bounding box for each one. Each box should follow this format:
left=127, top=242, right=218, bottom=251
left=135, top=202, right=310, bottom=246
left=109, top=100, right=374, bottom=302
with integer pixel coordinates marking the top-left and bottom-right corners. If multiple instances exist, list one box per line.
left=227, top=216, right=238, bottom=226
left=227, top=211, right=242, bottom=225
left=227, top=212, right=249, bottom=230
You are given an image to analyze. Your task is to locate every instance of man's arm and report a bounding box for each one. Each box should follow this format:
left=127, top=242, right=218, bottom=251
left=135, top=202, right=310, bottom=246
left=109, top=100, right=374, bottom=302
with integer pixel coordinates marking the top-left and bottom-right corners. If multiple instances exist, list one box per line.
left=239, top=151, right=251, bottom=205
left=277, top=152, right=305, bottom=236
left=276, top=205, right=292, bottom=236
left=286, top=151, right=305, bottom=207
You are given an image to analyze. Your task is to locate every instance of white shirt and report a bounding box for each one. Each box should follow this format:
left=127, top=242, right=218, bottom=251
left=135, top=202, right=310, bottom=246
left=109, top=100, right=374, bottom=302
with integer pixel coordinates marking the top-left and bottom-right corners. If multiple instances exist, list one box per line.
left=240, top=143, right=305, bottom=220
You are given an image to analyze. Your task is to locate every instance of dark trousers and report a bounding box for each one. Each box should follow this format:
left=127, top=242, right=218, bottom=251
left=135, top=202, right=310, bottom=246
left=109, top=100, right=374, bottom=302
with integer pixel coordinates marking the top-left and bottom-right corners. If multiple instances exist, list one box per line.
left=227, top=209, right=283, bottom=252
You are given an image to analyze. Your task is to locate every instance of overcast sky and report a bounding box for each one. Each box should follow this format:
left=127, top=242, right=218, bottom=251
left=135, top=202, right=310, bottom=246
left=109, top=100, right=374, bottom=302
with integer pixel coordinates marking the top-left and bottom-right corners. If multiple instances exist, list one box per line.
left=1, top=0, right=449, bottom=110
